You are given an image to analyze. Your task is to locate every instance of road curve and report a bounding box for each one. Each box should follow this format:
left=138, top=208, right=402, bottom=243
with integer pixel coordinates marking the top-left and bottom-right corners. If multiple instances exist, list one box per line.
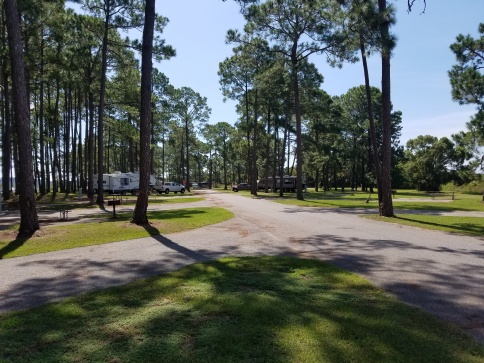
left=0, top=189, right=483, bottom=343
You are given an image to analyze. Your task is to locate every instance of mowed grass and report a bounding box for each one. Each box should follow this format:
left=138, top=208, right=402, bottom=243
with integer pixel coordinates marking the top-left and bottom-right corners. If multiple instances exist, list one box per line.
left=0, top=207, right=233, bottom=259
left=97, top=195, right=204, bottom=205
left=0, top=257, right=482, bottom=363
left=246, top=189, right=484, bottom=235
left=5, top=194, right=205, bottom=211
left=252, top=189, right=484, bottom=211
left=364, top=214, right=484, bottom=236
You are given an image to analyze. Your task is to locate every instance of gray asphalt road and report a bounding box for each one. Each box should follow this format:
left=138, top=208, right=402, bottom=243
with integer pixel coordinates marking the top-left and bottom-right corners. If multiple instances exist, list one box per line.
left=1, top=190, right=483, bottom=343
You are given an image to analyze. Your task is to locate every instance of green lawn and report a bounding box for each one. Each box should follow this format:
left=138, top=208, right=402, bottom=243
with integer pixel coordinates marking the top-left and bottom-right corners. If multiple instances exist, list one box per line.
left=0, top=207, right=233, bottom=259
left=0, top=257, right=482, bottom=363
left=242, top=189, right=484, bottom=235
left=251, top=189, right=484, bottom=211
left=364, top=214, right=484, bottom=236
left=4, top=193, right=204, bottom=211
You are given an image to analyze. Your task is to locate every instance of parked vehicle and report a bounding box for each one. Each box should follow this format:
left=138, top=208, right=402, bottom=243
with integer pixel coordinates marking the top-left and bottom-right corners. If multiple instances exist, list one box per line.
left=154, top=181, right=185, bottom=194
left=93, top=172, right=157, bottom=195
left=257, top=176, right=305, bottom=192
left=190, top=182, right=199, bottom=189
left=232, top=183, right=250, bottom=192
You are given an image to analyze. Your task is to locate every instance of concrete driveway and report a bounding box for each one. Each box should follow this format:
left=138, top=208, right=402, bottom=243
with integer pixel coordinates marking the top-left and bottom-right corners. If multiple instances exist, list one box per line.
left=0, top=189, right=483, bottom=343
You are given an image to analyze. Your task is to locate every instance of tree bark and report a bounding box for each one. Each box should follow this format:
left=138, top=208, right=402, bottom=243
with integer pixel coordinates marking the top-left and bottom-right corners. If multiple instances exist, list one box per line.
left=291, top=56, right=304, bottom=201
left=96, top=1, right=110, bottom=205
left=244, top=83, right=251, bottom=185
left=4, top=0, right=39, bottom=234
left=360, top=35, right=383, bottom=212
left=1, top=60, right=11, bottom=201
left=87, top=90, right=95, bottom=201
left=251, top=89, right=258, bottom=196
left=132, top=0, right=155, bottom=224
left=1, top=9, right=11, bottom=200
left=39, top=30, right=46, bottom=195
left=185, top=116, right=190, bottom=192
left=378, top=0, right=394, bottom=217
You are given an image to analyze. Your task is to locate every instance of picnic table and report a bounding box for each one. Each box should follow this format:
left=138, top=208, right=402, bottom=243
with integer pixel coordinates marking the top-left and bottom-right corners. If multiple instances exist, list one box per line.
left=426, top=191, right=455, bottom=200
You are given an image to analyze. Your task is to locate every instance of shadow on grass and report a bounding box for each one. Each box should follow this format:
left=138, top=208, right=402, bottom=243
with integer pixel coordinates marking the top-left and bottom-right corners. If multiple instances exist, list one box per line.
left=0, top=257, right=482, bottom=362
left=84, top=208, right=209, bottom=223
left=0, top=232, right=33, bottom=259
left=143, top=224, right=160, bottom=236
left=396, top=216, right=484, bottom=235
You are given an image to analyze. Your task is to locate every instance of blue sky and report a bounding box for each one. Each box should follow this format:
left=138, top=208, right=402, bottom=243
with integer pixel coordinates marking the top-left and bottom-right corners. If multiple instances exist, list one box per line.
left=157, top=1, right=483, bottom=146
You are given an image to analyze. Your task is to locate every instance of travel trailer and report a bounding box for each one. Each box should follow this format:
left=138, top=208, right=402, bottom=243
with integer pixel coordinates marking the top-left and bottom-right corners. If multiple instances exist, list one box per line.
left=257, top=175, right=305, bottom=192
left=93, top=172, right=157, bottom=194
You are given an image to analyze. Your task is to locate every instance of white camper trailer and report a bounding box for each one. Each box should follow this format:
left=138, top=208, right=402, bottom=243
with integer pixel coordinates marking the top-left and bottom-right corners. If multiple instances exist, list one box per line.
left=93, top=172, right=157, bottom=195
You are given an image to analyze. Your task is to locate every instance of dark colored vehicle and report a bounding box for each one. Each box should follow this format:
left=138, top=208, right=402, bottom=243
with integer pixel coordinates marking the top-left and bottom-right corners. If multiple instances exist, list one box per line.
left=232, top=183, right=250, bottom=192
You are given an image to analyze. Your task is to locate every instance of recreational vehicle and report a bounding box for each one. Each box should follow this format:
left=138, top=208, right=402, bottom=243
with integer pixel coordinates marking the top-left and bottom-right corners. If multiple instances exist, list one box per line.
left=93, top=172, right=157, bottom=195
left=257, top=175, right=305, bottom=192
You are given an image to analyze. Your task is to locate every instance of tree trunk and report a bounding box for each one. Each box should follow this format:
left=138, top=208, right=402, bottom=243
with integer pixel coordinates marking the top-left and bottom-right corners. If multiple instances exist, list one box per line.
left=39, top=31, right=46, bottom=195
left=132, top=0, right=155, bottom=224
left=150, top=110, right=155, bottom=176
left=291, top=53, right=304, bottom=200
left=315, top=127, right=320, bottom=192
left=64, top=85, right=71, bottom=194
left=45, top=119, right=51, bottom=192
left=87, top=90, right=95, bottom=201
left=96, top=2, right=110, bottom=205
left=244, top=84, right=251, bottom=184
left=378, top=0, right=394, bottom=217
left=53, top=77, right=63, bottom=196
left=72, top=88, right=79, bottom=194
left=272, top=118, right=278, bottom=192
left=279, top=105, right=290, bottom=197
left=360, top=35, right=382, bottom=208
left=251, top=89, right=258, bottom=196
left=209, top=150, right=213, bottom=189
left=4, top=0, right=39, bottom=234
left=1, top=59, right=11, bottom=200
left=263, top=107, right=271, bottom=193
left=223, top=136, right=228, bottom=190
left=1, top=8, right=11, bottom=200
left=185, top=117, right=190, bottom=192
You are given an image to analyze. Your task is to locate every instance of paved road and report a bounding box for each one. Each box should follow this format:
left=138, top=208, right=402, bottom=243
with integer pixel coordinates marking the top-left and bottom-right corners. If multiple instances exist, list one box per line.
left=1, top=190, right=483, bottom=343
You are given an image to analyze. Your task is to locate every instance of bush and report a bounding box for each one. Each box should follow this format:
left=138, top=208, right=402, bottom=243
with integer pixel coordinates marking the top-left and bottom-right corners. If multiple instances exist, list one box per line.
left=442, top=176, right=484, bottom=194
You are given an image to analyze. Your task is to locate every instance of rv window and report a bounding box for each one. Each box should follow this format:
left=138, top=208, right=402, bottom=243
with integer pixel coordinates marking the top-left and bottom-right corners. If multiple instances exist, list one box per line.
left=121, top=178, right=129, bottom=186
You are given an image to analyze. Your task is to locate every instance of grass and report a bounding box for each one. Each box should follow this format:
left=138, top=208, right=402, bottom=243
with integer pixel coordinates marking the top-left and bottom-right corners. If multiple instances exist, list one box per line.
left=392, top=192, right=484, bottom=212
left=364, top=214, right=484, bottom=236
left=442, top=180, right=484, bottom=194
left=252, top=189, right=484, bottom=212
left=97, top=196, right=205, bottom=208
left=0, top=207, right=233, bottom=259
left=0, top=256, right=482, bottom=363
left=242, top=189, right=484, bottom=235
left=4, top=193, right=204, bottom=210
